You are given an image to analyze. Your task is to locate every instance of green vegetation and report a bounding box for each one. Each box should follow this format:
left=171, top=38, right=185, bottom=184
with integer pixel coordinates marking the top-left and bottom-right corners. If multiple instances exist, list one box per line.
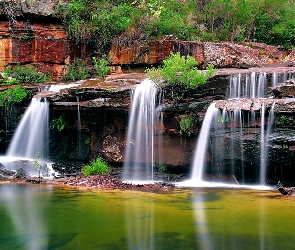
left=217, top=115, right=230, bottom=124
left=33, top=152, right=48, bottom=182
left=61, top=0, right=295, bottom=48
left=4, top=64, right=50, bottom=84
left=81, top=156, right=110, bottom=176
left=147, top=52, right=215, bottom=99
left=50, top=113, right=71, bottom=132
left=278, top=114, right=287, bottom=124
left=0, top=85, right=28, bottom=114
left=179, top=114, right=198, bottom=137
left=92, top=56, right=110, bottom=78
left=64, top=58, right=87, bottom=81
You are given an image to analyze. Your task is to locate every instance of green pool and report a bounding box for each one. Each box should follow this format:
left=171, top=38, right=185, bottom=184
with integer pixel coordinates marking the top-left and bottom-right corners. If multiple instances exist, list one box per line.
left=0, top=183, right=294, bottom=250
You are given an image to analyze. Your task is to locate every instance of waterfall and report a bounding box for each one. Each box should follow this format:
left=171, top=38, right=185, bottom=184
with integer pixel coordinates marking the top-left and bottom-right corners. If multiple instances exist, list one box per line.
left=191, top=103, right=218, bottom=182
left=7, top=98, right=49, bottom=159
left=190, top=71, right=286, bottom=185
left=260, top=103, right=275, bottom=185
left=77, top=96, right=82, bottom=160
left=123, top=79, right=159, bottom=182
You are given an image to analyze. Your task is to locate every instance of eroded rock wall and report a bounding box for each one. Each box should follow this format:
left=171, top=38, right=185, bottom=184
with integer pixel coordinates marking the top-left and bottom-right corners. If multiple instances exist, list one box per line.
left=0, top=0, right=69, bottom=79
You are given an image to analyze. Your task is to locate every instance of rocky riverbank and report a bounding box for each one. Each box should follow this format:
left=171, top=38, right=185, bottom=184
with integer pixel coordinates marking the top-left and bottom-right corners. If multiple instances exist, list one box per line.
left=4, top=174, right=177, bottom=190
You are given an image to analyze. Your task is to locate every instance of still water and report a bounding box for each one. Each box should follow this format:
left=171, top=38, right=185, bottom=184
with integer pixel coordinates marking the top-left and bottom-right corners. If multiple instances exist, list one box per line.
left=0, top=183, right=294, bottom=250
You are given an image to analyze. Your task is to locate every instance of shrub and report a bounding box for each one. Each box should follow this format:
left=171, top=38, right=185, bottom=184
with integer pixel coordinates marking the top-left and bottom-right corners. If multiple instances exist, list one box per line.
left=4, top=64, right=50, bottom=83
left=146, top=52, right=216, bottom=100
left=64, top=58, right=88, bottom=81
left=81, top=156, right=110, bottom=176
left=0, top=85, right=28, bottom=114
left=92, top=56, right=110, bottom=78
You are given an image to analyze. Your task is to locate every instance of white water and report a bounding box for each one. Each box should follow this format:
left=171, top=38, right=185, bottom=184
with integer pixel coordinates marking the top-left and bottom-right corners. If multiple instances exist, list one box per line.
left=77, top=96, right=82, bottom=159
left=123, top=79, right=158, bottom=181
left=0, top=82, right=85, bottom=177
left=7, top=98, right=49, bottom=159
left=190, top=71, right=287, bottom=186
left=191, top=103, right=218, bottom=182
left=260, top=103, right=275, bottom=185
left=229, top=72, right=267, bottom=98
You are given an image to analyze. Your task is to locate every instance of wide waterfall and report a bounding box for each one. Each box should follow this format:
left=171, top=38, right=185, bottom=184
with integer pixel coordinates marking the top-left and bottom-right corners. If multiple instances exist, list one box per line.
left=122, top=79, right=162, bottom=182
left=190, top=71, right=293, bottom=186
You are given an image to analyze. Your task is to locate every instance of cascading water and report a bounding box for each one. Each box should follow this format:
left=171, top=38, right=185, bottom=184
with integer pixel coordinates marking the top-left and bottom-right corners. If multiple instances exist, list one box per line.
left=191, top=103, right=218, bottom=182
left=0, top=98, right=51, bottom=176
left=123, top=79, right=160, bottom=182
left=7, top=98, right=49, bottom=159
left=0, top=81, right=85, bottom=177
left=77, top=96, right=82, bottom=160
left=189, top=71, right=290, bottom=186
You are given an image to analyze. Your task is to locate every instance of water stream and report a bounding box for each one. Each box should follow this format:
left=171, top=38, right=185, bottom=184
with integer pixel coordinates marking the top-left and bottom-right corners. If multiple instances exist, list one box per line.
left=190, top=71, right=293, bottom=186
left=122, top=79, right=159, bottom=182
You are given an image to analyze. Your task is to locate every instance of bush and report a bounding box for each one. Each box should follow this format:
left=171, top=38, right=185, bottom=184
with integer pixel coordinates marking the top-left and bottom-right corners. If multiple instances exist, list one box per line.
left=64, top=58, right=88, bottom=81
left=4, top=64, right=50, bottom=83
left=0, top=85, right=28, bottom=114
left=92, top=56, right=110, bottom=78
left=146, top=52, right=216, bottom=100
left=81, top=157, right=110, bottom=176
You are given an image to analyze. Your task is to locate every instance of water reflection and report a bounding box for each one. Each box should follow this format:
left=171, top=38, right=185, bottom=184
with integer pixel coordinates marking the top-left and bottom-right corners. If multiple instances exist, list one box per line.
left=0, top=184, right=294, bottom=249
left=192, top=192, right=212, bottom=249
left=0, top=184, right=51, bottom=250
left=124, top=193, right=155, bottom=249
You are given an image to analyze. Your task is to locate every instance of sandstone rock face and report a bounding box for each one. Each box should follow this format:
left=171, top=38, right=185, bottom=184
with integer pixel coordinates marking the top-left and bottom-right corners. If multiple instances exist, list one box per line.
left=0, top=0, right=68, bottom=80
left=108, top=39, right=292, bottom=69
left=109, top=39, right=205, bottom=67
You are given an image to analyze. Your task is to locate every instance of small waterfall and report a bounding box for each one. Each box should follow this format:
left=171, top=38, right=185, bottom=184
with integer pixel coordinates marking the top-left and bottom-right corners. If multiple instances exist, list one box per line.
left=229, top=72, right=267, bottom=98
left=190, top=71, right=285, bottom=185
left=191, top=103, right=218, bottom=182
left=123, top=79, right=158, bottom=181
left=77, top=96, right=82, bottom=159
left=7, top=98, right=49, bottom=159
left=260, top=103, right=275, bottom=185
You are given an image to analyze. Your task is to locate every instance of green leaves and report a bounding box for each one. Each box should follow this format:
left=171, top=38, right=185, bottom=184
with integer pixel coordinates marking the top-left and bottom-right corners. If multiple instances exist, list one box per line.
left=147, top=52, right=216, bottom=100
left=0, top=85, right=28, bottom=114
left=81, top=157, right=110, bottom=176
left=92, top=56, right=110, bottom=79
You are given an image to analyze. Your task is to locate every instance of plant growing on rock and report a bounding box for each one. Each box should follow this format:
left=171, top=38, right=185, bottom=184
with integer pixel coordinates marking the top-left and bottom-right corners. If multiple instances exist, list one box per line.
left=4, top=64, right=50, bottom=83
left=81, top=156, right=110, bottom=176
left=92, top=55, right=110, bottom=79
left=64, top=58, right=88, bottom=81
left=179, top=114, right=198, bottom=137
left=0, top=85, right=28, bottom=115
left=33, top=152, right=48, bottom=182
left=146, top=52, right=216, bottom=100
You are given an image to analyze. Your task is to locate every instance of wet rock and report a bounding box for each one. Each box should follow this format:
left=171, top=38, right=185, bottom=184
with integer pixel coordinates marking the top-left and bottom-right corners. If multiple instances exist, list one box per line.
left=271, top=80, right=295, bottom=98
left=63, top=174, right=175, bottom=190
left=0, top=166, right=15, bottom=177
left=102, top=135, right=124, bottom=162
left=15, top=167, right=28, bottom=178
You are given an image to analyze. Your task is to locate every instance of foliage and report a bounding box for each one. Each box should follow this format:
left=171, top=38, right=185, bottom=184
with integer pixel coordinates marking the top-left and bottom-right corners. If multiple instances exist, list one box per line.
left=33, top=152, right=48, bottom=181
left=179, top=114, right=197, bottom=137
left=147, top=52, right=215, bottom=100
left=155, top=162, right=167, bottom=173
left=0, top=85, right=28, bottom=114
left=64, top=58, right=88, bottom=81
left=4, top=64, right=50, bottom=83
left=50, top=113, right=72, bottom=132
left=0, top=74, right=18, bottom=86
left=278, top=115, right=287, bottom=124
left=217, top=115, right=230, bottom=123
left=61, top=0, right=295, bottom=48
left=92, top=56, right=110, bottom=78
left=81, top=156, right=110, bottom=176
